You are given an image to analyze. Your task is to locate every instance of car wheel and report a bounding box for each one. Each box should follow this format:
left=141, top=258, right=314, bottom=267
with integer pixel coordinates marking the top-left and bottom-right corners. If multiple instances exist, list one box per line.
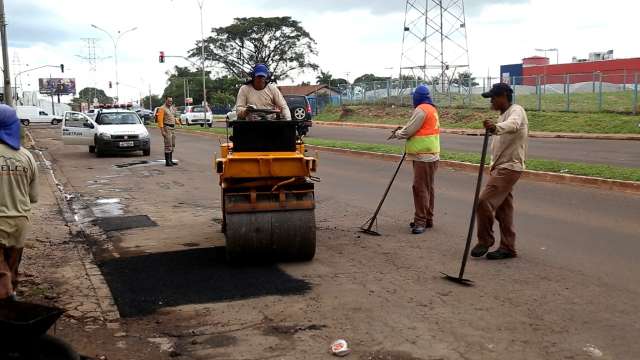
left=207, top=123, right=213, bottom=128
left=200, top=124, right=204, bottom=127
left=20, top=119, right=30, bottom=126
left=293, top=107, right=306, bottom=121
left=143, top=148, right=151, bottom=156
left=89, top=145, right=96, bottom=153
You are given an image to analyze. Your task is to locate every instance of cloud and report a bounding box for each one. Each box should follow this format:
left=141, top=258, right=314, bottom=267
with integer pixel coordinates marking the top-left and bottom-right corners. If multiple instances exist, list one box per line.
left=5, top=0, right=78, bottom=47
left=245, top=0, right=529, bottom=15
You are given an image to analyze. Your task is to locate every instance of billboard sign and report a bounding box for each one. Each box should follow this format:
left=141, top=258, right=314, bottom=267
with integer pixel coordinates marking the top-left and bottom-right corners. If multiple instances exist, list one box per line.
left=38, top=78, right=76, bottom=95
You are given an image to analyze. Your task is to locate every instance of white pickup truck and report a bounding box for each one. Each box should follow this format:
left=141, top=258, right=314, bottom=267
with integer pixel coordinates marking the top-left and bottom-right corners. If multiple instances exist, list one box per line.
left=16, top=106, right=63, bottom=125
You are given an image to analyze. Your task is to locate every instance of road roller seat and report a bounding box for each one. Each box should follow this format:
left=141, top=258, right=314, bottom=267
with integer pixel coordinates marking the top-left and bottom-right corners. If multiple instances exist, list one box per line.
left=230, top=120, right=297, bottom=153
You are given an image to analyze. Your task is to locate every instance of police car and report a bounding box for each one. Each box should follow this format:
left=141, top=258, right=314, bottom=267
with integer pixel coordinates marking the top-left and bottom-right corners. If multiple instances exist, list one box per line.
left=61, top=108, right=151, bottom=157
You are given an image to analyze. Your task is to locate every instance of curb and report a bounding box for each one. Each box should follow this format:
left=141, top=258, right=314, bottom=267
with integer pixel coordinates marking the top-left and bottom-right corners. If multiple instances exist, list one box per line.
left=170, top=128, right=640, bottom=194
left=306, top=145, right=640, bottom=194
left=314, top=121, right=640, bottom=141
left=28, top=131, right=121, bottom=323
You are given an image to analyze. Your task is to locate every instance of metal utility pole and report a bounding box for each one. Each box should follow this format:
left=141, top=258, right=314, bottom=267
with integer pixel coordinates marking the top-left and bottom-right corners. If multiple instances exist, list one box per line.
left=197, top=0, right=207, bottom=122
left=91, top=24, right=137, bottom=104
left=400, top=0, right=470, bottom=94
left=535, top=48, right=559, bottom=64
left=0, top=0, right=13, bottom=106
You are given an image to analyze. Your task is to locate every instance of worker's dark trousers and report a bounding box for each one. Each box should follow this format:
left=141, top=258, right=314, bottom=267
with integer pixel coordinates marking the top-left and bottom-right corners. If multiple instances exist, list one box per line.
left=412, top=160, right=439, bottom=227
left=476, top=168, right=522, bottom=254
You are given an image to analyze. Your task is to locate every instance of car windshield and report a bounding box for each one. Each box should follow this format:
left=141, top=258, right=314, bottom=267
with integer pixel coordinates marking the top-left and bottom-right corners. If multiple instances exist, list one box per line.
left=97, top=112, right=140, bottom=125
left=285, top=96, right=307, bottom=107
left=175, top=106, right=186, bottom=114
left=192, top=106, right=207, bottom=113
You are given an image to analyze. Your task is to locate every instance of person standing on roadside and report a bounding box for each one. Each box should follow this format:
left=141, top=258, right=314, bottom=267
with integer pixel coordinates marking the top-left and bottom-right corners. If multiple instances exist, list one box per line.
left=0, top=105, right=38, bottom=300
left=156, top=96, right=179, bottom=167
left=471, top=83, right=528, bottom=260
left=391, top=84, right=440, bottom=234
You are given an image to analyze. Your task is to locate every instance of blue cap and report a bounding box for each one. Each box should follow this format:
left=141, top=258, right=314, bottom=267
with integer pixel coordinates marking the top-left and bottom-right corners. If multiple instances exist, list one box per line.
left=0, top=105, right=21, bottom=150
left=412, top=84, right=434, bottom=108
left=253, top=64, right=269, bottom=78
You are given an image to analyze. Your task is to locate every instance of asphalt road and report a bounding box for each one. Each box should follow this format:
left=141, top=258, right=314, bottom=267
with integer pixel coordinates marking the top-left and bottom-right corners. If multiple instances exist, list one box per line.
left=32, top=127, right=640, bottom=359
left=308, top=124, right=640, bottom=168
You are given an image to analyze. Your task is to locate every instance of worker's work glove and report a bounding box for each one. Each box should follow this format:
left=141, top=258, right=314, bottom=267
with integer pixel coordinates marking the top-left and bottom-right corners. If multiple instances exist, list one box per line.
left=483, top=120, right=497, bottom=134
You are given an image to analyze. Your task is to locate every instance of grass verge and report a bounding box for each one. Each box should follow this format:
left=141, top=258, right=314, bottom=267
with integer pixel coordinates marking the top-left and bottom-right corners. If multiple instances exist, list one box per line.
left=171, top=125, right=640, bottom=182
left=315, top=105, right=640, bottom=134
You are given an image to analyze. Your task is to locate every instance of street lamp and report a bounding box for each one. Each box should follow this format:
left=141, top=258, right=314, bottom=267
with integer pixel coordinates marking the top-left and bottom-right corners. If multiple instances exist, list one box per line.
left=196, top=0, right=207, bottom=122
left=535, top=48, right=559, bottom=64
left=91, top=24, right=138, bottom=103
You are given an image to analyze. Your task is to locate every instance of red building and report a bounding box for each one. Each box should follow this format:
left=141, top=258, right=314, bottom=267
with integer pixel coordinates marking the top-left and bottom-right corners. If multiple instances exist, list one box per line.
left=503, top=56, right=640, bottom=86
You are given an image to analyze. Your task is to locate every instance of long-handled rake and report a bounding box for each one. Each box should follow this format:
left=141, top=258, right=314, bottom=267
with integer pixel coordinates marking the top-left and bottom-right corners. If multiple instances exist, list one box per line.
left=360, top=152, right=407, bottom=236
left=441, top=129, right=491, bottom=286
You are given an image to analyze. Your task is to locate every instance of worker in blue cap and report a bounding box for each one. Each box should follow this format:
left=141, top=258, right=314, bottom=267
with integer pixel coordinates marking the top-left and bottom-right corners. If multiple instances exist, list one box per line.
left=0, top=104, right=38, bottom=300
left=390, top=85, right=441, bottom=234
left=235, top=64, right=291, bottom=121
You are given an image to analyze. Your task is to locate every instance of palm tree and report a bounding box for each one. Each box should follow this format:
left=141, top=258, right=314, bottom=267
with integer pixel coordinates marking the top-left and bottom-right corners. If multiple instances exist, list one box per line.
left=316, top=70, right=333, bottom=85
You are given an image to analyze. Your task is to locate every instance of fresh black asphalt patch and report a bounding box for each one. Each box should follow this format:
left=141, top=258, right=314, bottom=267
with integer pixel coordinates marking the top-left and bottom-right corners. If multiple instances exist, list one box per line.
left=92, top=215, right=158, bottom=232
left=98, top=247, right=312, bottom=318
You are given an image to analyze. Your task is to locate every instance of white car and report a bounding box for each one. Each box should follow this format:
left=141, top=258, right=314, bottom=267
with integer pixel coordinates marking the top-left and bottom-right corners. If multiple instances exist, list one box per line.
left=179, top=105, right=213, bottom=127
left=61, top=109, right=151, bottom=157
left=16, top=106, right=63, bottom=125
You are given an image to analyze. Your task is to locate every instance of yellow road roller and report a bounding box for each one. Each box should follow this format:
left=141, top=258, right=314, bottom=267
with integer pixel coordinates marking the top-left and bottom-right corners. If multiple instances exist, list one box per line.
left=215, top=110, right=318, bottom=262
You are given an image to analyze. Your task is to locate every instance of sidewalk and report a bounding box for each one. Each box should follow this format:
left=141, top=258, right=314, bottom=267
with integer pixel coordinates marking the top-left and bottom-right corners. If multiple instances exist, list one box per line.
left=314, top=121, right=640, bottom=140
left=15, top=143, right=159, bottom=359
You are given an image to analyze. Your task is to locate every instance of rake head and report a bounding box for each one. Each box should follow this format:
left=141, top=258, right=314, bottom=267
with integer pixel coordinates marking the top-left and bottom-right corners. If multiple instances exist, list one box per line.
left=441, top=272, right=474, bottom=287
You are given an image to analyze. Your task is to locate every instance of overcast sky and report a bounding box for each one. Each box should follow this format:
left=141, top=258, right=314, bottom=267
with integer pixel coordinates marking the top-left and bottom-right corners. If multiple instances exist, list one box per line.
left=4, top=0, right=639, bottom=104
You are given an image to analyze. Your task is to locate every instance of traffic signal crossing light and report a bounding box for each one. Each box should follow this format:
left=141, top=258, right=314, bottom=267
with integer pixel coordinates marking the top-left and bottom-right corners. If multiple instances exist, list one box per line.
left=108, top=81, right=112, bottom=89
left=159, top=51, right=165, bottom=63
left=60, top=64, right=64, bottom=73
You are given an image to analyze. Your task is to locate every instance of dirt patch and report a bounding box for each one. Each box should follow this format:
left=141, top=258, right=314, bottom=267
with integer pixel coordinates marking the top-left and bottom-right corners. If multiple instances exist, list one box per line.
left=362, top=350, right=426, bottom=360
left=264, top=323, right=326, bottom=337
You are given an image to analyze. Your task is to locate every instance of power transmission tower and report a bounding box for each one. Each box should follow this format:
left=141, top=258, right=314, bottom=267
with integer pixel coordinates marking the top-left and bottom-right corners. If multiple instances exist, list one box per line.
left=399, top=0, right=470, bottom=93
left=77, top=38, right=111, bottom=106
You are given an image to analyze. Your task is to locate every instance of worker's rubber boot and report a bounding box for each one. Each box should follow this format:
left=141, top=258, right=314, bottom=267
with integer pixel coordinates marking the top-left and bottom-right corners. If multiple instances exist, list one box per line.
left=470, top=244, right=489, bottom=258
left=165, top=153, right=173, bottom=167
left=486, top=248, right=517, bottom=260
left=170, top=152, right=178, bottom=166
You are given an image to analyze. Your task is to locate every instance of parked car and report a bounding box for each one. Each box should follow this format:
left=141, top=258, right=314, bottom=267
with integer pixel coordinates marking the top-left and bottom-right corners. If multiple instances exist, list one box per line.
left=284, top=95, right=313, bottom=136
left=180, top=105, right=213, bottom=127
left=135, top=108, right=154, bottom=124
left=16, top=106, right=63, bottom=125
left=61, top=109, right=150, bottom=157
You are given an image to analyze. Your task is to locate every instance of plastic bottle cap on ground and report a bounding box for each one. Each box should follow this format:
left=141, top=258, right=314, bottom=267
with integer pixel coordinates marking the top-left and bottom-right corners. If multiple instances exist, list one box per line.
left=330, top=339, right=352, bottom=357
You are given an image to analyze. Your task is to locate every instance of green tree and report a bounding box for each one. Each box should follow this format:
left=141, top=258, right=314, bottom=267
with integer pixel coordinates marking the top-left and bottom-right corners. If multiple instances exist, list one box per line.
left=452, top=71, right=479, bottom=87
left=189, top=17, right=319, bottom=81
left=161, top=66, right=243, bottom=106
left=353, top=74, right=388, bottom=84
left=141, top=94, right=163, bottom=110
left=316, top=70, right=333, bottom=85
left=71, top=87, right=113, bottom=108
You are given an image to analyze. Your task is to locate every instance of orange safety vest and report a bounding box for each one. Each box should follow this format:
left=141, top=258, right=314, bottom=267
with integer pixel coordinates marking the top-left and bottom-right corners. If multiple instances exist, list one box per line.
left=405, top=103, right=440, bottom=155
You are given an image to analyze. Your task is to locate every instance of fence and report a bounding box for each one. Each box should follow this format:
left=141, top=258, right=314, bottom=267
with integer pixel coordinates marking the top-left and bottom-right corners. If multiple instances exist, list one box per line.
left=334, top=72, right=640, bottom=115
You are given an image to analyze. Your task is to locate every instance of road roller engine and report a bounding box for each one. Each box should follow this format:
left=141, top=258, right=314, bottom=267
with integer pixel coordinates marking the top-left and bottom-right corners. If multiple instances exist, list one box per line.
left=215, top=107, right=318, bottom=262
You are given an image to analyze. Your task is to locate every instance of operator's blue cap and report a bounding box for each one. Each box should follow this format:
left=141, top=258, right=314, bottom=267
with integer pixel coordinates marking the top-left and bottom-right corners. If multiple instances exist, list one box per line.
left=412, top=84, right=434, bottom=108
left=253, top=64, right=269, bottom=78
left=0, top=104, right=21, bottom=150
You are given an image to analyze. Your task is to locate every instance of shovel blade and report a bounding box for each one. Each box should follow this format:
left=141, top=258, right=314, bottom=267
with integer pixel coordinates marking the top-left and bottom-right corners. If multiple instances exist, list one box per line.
left=441, top=272, right=474, bottom=286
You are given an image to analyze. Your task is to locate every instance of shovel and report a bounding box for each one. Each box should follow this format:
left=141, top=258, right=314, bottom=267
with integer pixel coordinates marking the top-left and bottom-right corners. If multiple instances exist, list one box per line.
left=441, top=128, right=491, bottom=286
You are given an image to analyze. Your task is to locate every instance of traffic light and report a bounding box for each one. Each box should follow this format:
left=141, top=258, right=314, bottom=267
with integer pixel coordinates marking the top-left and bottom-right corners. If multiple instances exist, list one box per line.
left=159, top=51, right=165, bottom=63
left=108, top=81, right=112, bottom=89
left=60, top=64, right=64, bottom=73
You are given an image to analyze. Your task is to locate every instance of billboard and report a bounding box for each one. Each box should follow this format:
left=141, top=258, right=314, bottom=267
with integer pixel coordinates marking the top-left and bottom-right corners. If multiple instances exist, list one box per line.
left=38, top=78, right=76, bottom=95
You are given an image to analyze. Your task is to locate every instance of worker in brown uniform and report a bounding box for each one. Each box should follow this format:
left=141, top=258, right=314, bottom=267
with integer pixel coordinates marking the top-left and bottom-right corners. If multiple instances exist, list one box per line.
left=0, top=105, right=39, bottom=300
left=156, top=96, right=180, bottom=167
left=391, top=84, right=440, bottom=234
left=471, top=83, right=528, bottom=260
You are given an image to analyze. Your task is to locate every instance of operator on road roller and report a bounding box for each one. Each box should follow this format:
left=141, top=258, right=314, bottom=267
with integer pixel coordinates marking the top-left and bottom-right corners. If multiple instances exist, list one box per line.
left=215, top=63, right=317, bottom=262
left=235, top=64, right=292, bottom=121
